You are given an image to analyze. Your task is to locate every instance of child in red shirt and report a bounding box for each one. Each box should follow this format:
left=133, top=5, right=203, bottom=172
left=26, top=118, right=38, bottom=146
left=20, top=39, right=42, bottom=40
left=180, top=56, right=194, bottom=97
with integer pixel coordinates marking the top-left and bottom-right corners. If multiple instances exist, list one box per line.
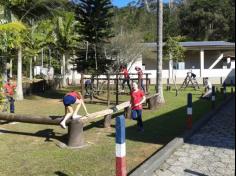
left=120, top=65, right=131, bottom=92
left=131, top=82, right=146, bottom=131
left=3, top=79, right=16, bottom=96
left=60, top=90, right=89, bottom=129
left=3, top=79, right=16, bottom=113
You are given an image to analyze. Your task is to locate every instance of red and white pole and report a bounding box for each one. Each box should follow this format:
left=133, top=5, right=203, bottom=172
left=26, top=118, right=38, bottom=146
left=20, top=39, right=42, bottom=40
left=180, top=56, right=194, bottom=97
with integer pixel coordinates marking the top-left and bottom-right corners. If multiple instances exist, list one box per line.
left=116, top=115, right=126, bottom=176
left=187, top=93, right=193, bottom=129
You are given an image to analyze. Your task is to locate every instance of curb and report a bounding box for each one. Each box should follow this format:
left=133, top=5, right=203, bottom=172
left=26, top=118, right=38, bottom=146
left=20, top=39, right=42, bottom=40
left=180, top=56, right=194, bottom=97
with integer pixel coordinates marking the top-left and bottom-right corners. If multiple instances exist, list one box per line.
left=129, top=95, right=235, bottom=176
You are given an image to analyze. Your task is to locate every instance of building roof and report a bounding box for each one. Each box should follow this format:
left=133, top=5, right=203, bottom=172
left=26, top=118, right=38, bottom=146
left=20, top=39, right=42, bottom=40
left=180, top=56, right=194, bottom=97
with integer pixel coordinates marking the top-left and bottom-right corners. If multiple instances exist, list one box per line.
left=144, top=41, right=235, bottom=51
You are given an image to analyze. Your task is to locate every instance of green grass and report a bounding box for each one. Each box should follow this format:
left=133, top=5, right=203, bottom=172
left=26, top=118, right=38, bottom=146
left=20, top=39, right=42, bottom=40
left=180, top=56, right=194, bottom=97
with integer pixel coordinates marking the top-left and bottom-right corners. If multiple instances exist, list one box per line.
left=0, top=86, right=232, bottom=176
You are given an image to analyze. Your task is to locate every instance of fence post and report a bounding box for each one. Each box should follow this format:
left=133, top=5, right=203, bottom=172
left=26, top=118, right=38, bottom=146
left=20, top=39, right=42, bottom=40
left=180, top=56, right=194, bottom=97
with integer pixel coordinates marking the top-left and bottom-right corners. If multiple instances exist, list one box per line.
left=116, top=74, right=119, bottom=105
left=212, top=86, right=216, bottom=109
left=81, top=73, right=85, bottom=97
left=223, top=83, right=227, bottom=99
left=187, top=93, right=193, bottom=130
left=167, top=78, right=171, bottom=91
left=231, top=80, right=234, bottom=94
left=116, top=115, right=126, bottom=176
left=107, top=74, right=111, bottom=107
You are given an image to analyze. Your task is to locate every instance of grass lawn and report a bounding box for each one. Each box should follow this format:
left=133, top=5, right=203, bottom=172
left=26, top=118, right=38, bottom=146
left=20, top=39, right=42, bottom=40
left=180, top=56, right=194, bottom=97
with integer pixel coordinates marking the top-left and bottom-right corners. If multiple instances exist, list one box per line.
left=0, top=86, right=232, bottom=176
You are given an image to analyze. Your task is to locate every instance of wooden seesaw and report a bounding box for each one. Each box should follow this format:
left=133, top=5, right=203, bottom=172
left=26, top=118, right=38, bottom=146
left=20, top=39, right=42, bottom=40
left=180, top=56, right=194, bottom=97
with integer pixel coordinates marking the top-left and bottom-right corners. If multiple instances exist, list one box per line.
left=0, top=93, right=160, bottom=148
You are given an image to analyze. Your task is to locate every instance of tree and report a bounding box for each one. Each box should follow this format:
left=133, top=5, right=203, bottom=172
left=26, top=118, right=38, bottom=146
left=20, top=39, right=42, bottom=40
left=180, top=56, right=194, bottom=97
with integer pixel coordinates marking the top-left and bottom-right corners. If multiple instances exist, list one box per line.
left=54, top=12, right=79, bottom=87
left=0, top=0, right=70, bottom=24
left=0, top=21, right=26, bottom=100
left=164, top=36, right=186, bottom=95
left=75, top=0, right=114, bottom=74
left=156, top=0, right=165, bottom=104
left=107, top=32, right=145, bottom=72
left=24, top=20, right=54, bottom=81
left=179, top=0, right=234, bottom=41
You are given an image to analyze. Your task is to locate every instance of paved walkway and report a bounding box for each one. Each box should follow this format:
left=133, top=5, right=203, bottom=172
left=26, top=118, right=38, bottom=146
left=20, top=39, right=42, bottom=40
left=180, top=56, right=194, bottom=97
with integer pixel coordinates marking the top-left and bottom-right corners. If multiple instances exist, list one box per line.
left=154, top=98, right=235, bottom=176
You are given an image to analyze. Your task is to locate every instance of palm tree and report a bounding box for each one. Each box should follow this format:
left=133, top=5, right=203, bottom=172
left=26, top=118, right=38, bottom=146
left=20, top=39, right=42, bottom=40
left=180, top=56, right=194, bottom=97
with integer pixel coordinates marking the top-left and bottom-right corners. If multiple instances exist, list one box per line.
left=156, top=0, right=165, bottom=104
left=24, top=20, right=54, bottom=81
left=54, top=12, right=79, bottom=87
left=0, top=21, right=26, bottom=101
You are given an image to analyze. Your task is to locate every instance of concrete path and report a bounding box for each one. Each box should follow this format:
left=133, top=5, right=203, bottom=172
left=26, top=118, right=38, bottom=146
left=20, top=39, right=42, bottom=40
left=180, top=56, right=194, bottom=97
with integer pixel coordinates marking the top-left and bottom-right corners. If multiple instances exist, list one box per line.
left=153, top=98, right=235, bottom=176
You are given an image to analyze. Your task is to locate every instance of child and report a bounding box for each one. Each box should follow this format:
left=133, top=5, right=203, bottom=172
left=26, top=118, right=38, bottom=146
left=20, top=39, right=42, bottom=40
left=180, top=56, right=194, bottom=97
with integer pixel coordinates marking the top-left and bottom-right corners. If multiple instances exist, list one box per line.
left=60, top=90, right=89, bottom=129
left=135, top=66, right=145, bottom=92
left=130, top=82, right=146, bottom=131
left=3, top=79, right=16, bottom=113
left=202, top=77, right=213, bottom=99
left=120, top=65, right=131, bottom=92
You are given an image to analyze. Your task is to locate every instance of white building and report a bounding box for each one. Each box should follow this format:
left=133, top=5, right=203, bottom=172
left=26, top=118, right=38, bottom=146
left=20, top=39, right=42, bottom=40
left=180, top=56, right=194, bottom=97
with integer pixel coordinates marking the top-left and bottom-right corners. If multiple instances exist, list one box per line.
left=66, top=41, right=235, bottom=85
left=139, top=41, right=235, bottom=84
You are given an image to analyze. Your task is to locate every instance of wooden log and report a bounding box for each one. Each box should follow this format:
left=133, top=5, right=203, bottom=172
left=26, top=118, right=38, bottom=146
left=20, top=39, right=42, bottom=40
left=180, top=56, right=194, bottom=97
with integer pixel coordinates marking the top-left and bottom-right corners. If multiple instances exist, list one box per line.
left=80, top=101, right=130, bottom=124
left=104, top=114, right=112, bottom=128
left=0, top=113, right=63, bottom=125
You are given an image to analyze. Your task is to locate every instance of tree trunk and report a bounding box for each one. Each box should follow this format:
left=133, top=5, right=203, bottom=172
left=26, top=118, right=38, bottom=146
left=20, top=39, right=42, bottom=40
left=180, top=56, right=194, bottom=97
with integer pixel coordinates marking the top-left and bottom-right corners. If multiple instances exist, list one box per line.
left=9, top=58, right=13, bottom=78
left=16, top=46, right=24, bottom=100
left=30, top=57, right=33, bottom=81
left=41, top=48, right=44, bottom=68
left=49, top=48, right=52, bottom=67
left=156, top=0, right=165, bottom=104
left=62, top=53, right=67, bottom=87
left=2, top=57, right=8, bottom=82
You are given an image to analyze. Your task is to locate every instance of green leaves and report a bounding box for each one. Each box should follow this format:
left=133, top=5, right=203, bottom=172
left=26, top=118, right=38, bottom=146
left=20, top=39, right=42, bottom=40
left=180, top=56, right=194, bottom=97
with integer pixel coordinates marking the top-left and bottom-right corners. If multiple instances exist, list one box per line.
left=164, top=36, right=186, bottom=62
left=54, top=12, right=80, bottom=53
left=0, top=21, right=26, bottom=51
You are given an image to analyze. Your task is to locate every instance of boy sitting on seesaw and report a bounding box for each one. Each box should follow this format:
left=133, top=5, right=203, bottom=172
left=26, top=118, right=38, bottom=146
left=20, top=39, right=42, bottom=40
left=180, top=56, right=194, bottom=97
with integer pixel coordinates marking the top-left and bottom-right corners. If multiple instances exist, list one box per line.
left=60, top=90, right=89, bottom=129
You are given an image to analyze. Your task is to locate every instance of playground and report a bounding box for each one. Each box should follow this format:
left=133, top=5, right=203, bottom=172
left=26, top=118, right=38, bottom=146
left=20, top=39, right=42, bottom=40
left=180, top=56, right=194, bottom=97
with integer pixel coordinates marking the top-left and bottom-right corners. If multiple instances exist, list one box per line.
left=0, top=0, right=235, bottom=175
left=0, top=85, right=231, bottom=176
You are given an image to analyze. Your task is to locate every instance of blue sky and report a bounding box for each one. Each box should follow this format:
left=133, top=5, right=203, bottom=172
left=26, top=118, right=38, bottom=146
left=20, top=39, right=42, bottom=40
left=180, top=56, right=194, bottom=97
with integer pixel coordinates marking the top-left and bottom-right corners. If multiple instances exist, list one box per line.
left=112, top=0, right=169, bottom=8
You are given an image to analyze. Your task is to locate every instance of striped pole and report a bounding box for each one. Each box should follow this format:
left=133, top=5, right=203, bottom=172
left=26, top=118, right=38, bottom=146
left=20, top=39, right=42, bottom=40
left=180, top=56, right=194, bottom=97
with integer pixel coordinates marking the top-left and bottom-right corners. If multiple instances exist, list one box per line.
left=116, top=115, right=126, bottom=176
left=212, top=86, right=216, bottom=109
left=187, top=93, right=193, bottom=129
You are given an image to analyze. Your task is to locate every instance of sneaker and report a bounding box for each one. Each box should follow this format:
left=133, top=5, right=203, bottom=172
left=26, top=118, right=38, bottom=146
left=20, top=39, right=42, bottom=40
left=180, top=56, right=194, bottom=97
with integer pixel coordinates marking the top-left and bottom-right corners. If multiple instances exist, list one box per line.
left=72, top=115, right=82, bottom=119
left=60, top=122, right=67, bottom=129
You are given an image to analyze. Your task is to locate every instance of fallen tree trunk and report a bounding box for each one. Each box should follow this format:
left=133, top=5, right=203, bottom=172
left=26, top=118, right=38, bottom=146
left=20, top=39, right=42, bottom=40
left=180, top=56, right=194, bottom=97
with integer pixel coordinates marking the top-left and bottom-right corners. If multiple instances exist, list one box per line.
left=0, top=113, right=63, bottom=125
left=80, top=101, right=131, bottom=123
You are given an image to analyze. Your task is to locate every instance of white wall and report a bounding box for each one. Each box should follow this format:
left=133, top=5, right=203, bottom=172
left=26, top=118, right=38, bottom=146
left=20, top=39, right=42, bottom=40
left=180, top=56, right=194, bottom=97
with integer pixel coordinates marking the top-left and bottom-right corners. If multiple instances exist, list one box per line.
left=145, top=69, right=235, bottom=84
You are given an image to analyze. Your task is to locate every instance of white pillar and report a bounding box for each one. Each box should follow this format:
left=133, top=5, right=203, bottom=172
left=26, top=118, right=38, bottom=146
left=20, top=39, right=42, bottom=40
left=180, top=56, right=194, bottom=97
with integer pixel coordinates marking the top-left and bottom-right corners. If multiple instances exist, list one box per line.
left=200, top=49, right=205, bottom=78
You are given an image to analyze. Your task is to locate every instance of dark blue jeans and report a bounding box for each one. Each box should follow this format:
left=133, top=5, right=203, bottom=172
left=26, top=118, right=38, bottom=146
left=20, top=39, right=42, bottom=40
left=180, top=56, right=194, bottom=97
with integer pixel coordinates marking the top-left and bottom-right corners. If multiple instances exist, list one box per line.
left=132, top=110, right=144, bottom=130
left=7, top=96, right=15, bottom=113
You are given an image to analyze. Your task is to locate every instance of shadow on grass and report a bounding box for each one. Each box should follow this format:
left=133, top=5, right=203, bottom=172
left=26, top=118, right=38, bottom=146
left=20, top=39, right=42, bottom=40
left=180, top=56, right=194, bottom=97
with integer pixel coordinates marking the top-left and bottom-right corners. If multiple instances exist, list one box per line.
left=54, top=171, right=69, bottom=176
left=0, top=128, right=68, bottom=144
